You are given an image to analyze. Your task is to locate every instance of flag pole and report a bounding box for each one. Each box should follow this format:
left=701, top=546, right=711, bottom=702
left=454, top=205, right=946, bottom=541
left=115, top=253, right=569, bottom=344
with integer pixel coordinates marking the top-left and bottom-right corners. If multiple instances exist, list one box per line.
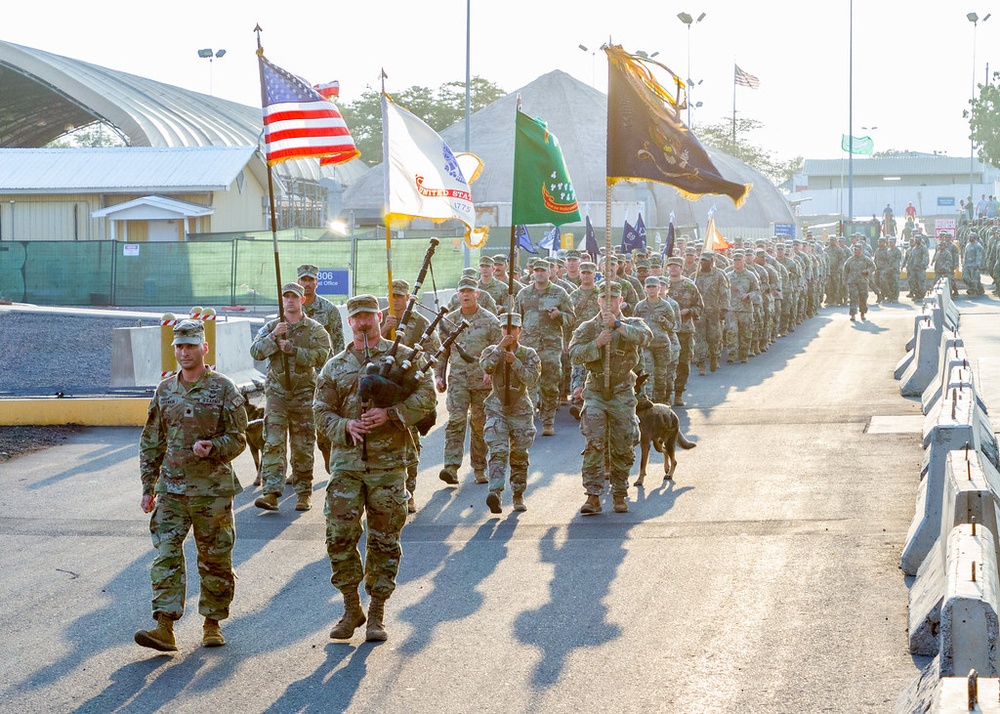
left=732, top=63, right=737, bottom=147
left=380, top=79, right=395, bottom=339
left=504, top=99, right=522, bottom=406
left=255, top=25, right=291, bottom=391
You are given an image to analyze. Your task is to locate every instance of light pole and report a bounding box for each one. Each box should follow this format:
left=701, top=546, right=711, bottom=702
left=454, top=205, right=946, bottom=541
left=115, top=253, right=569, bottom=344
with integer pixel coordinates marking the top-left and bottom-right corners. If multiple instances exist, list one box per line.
left=578, top=44, right=597, bottom=88
left=197, top=48, right=226, bottom=96
left=677, top=11, right=706, bottom=127
left=968, top=12, right=990, bottom=204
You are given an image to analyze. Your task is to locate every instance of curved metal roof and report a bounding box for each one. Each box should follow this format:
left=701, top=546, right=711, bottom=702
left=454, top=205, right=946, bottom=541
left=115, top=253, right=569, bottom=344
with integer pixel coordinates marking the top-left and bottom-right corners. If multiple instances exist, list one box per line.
left=0, top=39, right=366, bottom=185
left=343, top=70, right=794, bottom=230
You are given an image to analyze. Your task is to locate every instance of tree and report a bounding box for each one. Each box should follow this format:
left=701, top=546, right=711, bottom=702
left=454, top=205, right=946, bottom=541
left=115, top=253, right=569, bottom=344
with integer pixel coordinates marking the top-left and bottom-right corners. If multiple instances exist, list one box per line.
left=47, top=121, right=126, bottom=148
left=966, top=72, right=1000, bottom=168
left=340, top=76, right=506, bottom=166
left=694, top=117, right=800, bottom=186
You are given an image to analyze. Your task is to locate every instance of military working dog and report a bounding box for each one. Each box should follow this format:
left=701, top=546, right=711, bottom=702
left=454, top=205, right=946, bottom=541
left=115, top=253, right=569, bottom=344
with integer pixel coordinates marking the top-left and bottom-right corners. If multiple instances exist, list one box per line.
left=633, top=375, right=696, bottom=486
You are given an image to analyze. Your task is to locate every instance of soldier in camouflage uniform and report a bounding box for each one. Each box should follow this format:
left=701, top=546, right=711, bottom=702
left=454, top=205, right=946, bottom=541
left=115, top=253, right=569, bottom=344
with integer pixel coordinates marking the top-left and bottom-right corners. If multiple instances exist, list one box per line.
left=569, top=282, right=652, bottom=515
left=665, top=257, right=702, bottom=406
left=314, top=294, right=437, bottom=643
left=250, top=283, right=331, bottom=512
left=447, top=268, right=499, bottom=314
left=491, top=253, right=525, bottom=295
left=436, top=278, right=502, bottom=485
left=634, top=276, right=678, bottom=403
left=694, top=251, right=730, bottom=374
left=933, top=236, right=958, bottom=294
left=724, top=251, right=761, bottom=363
left=905, top=235, right=930, bottom=301
left=774, top=243, right=800, bottom=335
left=381, top=279, right=441, bottom=513
left=568, top=261, right=602, bottom=419
left=298, top=264, right=345, bottom=475
left=135, top=320, right=247, bottom=652
left=479, top=312, right=541, bottom=513
left=514, top=259, right=575, bottom=436
left=843, top=243, right=877, bottom=322
left=885, top=237, right=903, bottom=302
left=963, top=233, right=986, bottom=296
left=476, top=255, right=510, bottom=311
left=873, top=237, right=891, bottom=303
left=824, top=237, right=846, bottom=306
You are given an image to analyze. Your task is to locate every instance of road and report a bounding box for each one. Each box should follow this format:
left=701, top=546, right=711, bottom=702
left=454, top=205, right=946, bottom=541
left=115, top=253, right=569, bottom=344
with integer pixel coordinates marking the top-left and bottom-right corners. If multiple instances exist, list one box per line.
left=3, top=297, right=996, bottom=713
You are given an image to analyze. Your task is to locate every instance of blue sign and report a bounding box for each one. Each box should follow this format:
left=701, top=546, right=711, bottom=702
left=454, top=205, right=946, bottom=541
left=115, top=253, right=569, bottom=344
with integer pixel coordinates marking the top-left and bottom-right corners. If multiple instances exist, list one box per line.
left=317, top=268, right=350, bottom=296
left=774, top=223, right=796, bottom=238
left=937, top=197, right=956, bottom=207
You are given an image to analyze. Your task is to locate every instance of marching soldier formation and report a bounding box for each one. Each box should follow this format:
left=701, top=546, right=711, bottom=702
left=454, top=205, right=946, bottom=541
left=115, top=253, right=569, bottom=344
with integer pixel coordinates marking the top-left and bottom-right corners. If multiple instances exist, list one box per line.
left=136, top=222, right=998, bottom=649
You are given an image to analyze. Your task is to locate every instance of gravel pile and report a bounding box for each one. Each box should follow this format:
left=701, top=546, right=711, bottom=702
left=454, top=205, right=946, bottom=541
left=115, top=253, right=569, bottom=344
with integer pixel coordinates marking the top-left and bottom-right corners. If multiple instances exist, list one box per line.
left=0, top=311, right=147, bottom=394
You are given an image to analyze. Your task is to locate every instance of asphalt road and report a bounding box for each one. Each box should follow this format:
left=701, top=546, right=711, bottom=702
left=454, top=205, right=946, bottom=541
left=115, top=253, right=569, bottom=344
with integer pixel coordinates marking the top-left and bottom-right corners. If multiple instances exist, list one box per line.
left=2, top=298, right=986, bottom=714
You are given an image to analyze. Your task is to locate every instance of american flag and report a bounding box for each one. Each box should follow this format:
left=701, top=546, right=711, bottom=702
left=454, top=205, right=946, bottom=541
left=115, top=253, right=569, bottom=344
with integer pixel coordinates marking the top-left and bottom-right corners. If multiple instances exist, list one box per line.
left=734, top=64, right=760, bottom=89
left=313, top=80, right=340, bottom=98
left=259, top=56, right=358, bottom=166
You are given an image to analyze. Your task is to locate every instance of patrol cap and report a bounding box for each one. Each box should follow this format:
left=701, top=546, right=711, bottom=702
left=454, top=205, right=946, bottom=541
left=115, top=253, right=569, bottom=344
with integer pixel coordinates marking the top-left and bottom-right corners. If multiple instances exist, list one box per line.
left=281, top=282, right=305, bottom=298
left=347, top=293, right=380, bottom=316
left=598, top=281, right=623, bottom=297
left=644, top=276, right=661, bottom=288
left=498, top=312, right=522, bottom=327
left=457, top=277, right=479, bottom=290
left=297, top=264, right=319, bottom=279
left=635, top=259, right=651, bottom=269
left=554, top=257, right=566, bottom=267
left=852, top=242, right=864, bottom=250
left=775, top=243, right=787, bottom=250
left=492, top=253, right=508, bottom=264
left=391, top=279, right=410, bottom=296
left=532, top=258, right=551, bottom=270
left=731, top=250, right=745, bottom=259
left=565, top=249, right=582, bottom=260
left=172, top=319, right=205, bottom=346
left=579, top=261, right=597, bottom=273
left=700, top=251, right=716, bottom=261
left=755, top=248, right=767, bottom=257
left=478, top=254, right=494, bottom=266
left=665, top=256, right=684, bottom=267
left=683, top=246, right=698, bottom=256
left=462, top=267, right=477, bottom=277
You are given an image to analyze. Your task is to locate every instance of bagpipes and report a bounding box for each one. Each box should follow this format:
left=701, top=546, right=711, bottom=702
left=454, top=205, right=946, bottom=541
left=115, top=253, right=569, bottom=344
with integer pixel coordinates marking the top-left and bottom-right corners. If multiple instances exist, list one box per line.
left=357, top=237, right=470, bottom=436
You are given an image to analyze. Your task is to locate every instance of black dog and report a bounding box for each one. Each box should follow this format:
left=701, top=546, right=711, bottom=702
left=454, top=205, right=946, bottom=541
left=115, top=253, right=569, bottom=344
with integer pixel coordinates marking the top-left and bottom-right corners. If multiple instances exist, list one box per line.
left=633, top=375, right=696, bottom=486
left=243, top=400, right=265, bottom=486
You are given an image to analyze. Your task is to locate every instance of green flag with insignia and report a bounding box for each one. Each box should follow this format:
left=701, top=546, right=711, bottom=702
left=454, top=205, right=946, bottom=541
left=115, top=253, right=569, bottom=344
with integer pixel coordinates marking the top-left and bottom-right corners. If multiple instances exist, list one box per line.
left=841, top=134, right=874, bottom=155
left=511, top=109, right=581, bottom=226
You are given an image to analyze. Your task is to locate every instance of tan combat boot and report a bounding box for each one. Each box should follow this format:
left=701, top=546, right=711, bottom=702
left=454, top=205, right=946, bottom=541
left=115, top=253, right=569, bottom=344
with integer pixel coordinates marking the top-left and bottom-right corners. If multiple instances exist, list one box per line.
left=134, top=612, right=177, bottom=652
left=486, top=489, right=502, bottom=514
left=580, top=494, right=602, bottom=515
left=512, top=492, right=526, bottom=512
left=255, top=493, right=279, bottom=511
left=202, top=618, right=225, bottom=647
left=438, top=466, right=459, bottom=485
left=474, top=469, right=488, bottom=484
left=407, top=496, right=416, bottom=514
left=366, top=597, right=388, bottom=642
left=294, top=494, right=311, bottom=511
left=541, top=421, right=555, bottom=436
left=613, top=492, right=629, bottom=513
left=709, top=355, right=719, bottom=372
left=696, top=360, right=706, bottom=376
left=673, top=391, right=685, bottom=407
left=330, top=589, right=366, bottom=639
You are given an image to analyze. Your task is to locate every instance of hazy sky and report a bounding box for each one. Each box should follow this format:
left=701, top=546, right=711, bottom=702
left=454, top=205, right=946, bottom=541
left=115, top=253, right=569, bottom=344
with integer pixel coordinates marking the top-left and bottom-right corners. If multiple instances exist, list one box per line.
left=4, top=0, right=993, bottom=162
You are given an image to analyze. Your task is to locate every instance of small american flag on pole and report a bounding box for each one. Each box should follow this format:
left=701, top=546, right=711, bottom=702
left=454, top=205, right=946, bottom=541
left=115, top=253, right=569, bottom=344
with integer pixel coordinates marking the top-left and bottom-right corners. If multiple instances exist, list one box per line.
left=259, top=55, right=359, bottom=166
left=734, top=64, right=760, bottom=89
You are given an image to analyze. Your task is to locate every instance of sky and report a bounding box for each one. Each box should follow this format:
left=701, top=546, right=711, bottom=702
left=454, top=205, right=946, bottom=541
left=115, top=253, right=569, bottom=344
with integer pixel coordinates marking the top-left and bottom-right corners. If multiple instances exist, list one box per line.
left=4, top=0, right=995, bottom=163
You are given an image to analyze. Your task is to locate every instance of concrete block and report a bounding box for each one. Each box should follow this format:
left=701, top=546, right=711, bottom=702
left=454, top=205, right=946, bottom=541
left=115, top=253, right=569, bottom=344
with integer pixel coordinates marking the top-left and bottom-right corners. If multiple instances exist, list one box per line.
left=901, top=318, right=942, bottom=397
left=910, top=451, right=1000, bottom=655
left=112, top=320, right=263, bottom=388
left=921, top=334, right=967, bottom=415
left=940, top=523, right=1000, bottom=678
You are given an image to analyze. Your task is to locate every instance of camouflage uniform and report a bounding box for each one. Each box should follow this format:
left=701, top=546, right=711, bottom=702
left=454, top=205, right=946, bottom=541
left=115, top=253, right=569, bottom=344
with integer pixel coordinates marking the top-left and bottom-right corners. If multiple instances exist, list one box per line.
left=478, top=277, right=511, bottom=312
left=250, top=313, right=331, bottom=498
left=873, top=242, right=892, bottom=303
left=480, top=338, right=540, bottom=497
left=665, top=270, right=703, bottom=403
left=885, top=243, right=903, bottom=302
left=933, top=241, right=958, bottom=292
left=694, top=262, right=730, bottom=370
left=825, top=241, right=847, bottom=305
left=437, top=303, right=502, bottom=478
left=514, top=278, right=575, bottom=429
left=314, top=333, right=436, bottom=601
left=964, top=238, right=986, bottom=295
left=633, top=291, right=678, bottom=403
left=140, top=359, right=247, bottom=622
left=775, top=248, right=800, bottom=334
left=568, top=280, right=602, bottom=409
left=303, top=293, right=344, bottom=472
left=843, top=249, right=877, bottom=319
left=381, top=302, right=440, bottom=504
left=446, top=288, right=498, bottom=315
left=569, top=308, right=652, bottom=498
left=724, top=260, right=761, bottom=362
left=905, top=238, right=930, bottom=300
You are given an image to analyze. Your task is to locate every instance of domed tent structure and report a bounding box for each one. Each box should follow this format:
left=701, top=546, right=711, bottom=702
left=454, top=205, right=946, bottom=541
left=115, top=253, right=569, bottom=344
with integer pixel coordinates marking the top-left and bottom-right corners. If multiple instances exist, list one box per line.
left=342, top=70, right=794, bottom=237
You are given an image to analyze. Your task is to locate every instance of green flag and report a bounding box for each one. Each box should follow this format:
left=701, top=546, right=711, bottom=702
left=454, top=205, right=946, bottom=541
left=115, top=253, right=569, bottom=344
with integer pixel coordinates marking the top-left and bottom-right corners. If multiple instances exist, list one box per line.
left=511, top=109, right=581, bottom=225
left=841, top=134, right=874, bottom=155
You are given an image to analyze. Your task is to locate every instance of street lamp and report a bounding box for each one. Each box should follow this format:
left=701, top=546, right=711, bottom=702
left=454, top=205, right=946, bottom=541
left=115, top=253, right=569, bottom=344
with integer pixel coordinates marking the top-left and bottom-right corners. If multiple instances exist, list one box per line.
left=197, top=48, right=226, bottom=96
left=968, top=12, right=990, bottom=202
left=677, top=11, right=706, bottom=127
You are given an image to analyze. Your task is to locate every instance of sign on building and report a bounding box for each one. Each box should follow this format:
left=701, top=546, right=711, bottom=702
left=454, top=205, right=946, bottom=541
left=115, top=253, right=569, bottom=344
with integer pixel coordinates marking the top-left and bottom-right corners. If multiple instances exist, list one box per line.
left=317, top=268, right=350, bottom=296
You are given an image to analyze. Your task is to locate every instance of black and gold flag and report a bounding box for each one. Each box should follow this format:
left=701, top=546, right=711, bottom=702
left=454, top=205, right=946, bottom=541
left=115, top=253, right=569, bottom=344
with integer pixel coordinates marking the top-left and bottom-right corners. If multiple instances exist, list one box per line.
left=605, top=45, right=751, bottom=207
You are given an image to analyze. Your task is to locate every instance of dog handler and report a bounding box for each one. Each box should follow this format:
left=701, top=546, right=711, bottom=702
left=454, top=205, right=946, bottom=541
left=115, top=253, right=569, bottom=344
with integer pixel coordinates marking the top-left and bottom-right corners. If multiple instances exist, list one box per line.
left=569, top=282, right=652, bottom=514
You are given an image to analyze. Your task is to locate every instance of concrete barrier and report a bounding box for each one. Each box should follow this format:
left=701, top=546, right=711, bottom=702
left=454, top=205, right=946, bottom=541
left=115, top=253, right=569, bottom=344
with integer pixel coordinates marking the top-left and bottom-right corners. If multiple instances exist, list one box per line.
left=900, top=316, right=943, bottom=397
left=909, top=450, right=1000, bottom=656
left=904, top=387, right=991, bottom=575
left=940, top=523, right=1000, bottom=678
left=921, top=332, right=966, bottom=415
left=898, top=309, right=936, bottom=379
left=112, top=320, right=263, bottom=388
left=936, top=280, right=961, bottom=331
